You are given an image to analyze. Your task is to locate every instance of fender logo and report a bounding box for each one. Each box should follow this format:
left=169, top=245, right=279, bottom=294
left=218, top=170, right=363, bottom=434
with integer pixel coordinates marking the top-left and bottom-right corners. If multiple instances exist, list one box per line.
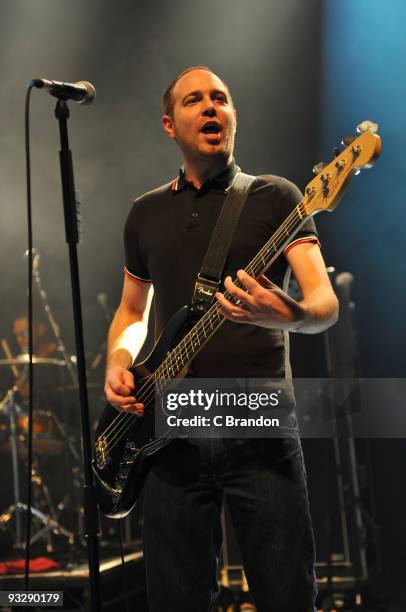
left=198, top=287, right=214, bottom=297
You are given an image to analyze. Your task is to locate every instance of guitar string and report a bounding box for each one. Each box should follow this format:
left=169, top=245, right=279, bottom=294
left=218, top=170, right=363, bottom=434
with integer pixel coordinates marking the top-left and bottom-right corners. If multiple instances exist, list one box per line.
left=98, top=203, right=309, bottom=454
left=99, top=203, right=309, bottom=453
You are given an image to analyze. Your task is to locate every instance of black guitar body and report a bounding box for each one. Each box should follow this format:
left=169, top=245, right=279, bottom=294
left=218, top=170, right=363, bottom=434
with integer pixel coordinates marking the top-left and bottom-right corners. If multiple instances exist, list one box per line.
left=93, top=305, right=191, bottom=518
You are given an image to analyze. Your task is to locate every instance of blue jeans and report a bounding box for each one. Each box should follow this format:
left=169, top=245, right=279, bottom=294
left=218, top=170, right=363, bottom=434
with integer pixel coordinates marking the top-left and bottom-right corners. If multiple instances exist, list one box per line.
left=142, top=436, right=317, bottom=611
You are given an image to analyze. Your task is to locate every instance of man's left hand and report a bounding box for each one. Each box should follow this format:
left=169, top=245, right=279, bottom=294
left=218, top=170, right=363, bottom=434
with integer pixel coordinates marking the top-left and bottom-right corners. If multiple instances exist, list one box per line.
left=215, top=269, right=306, bottom=330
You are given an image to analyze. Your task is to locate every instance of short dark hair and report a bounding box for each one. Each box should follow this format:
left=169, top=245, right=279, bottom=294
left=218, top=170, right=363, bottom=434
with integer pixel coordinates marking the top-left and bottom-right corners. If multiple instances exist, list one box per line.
left=162, top=66, right=233, bottom=117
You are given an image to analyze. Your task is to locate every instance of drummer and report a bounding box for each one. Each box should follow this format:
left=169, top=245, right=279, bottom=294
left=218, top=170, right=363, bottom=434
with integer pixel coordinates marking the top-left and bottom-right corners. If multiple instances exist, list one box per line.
left=13, top=314, right=57, bottom=360
left=11, top=314, right=60, bottom=405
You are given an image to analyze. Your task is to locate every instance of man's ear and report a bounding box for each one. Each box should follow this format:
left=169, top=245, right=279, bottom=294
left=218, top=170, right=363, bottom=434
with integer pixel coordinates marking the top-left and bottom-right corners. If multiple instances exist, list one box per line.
left=233, top=107, right=237, bottom=134
left=162, top=114, right=176, bottom=140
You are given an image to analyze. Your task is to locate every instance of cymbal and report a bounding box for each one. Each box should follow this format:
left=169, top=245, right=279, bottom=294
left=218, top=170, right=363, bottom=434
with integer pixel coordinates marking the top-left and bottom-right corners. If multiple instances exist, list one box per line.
left=0, top=354, right=67, bottom=366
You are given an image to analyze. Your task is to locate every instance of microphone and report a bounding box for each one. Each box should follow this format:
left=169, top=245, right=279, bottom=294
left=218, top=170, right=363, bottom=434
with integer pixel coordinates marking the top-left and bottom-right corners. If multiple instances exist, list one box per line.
left=30, top=78, right=96, bottom=105
left=335, top=271, right=354, bottom=287
left=335, top=272, right=354, bottom=304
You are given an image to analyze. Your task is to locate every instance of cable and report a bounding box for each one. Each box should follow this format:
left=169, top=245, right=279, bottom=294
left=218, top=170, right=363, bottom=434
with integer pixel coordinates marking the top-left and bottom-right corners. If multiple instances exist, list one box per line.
left=24, top=81, right=35, bottom=591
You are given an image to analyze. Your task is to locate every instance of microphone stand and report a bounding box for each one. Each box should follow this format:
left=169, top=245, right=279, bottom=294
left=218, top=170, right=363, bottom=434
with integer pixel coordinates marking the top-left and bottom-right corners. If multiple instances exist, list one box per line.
left=54, top=98, right=101, bottom=611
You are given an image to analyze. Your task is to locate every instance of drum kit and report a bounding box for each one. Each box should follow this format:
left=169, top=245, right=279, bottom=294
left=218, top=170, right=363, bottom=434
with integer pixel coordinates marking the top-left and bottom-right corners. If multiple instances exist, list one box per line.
left=0, top=250, right=106, bottom=553
left=0, top=353, right=86, bottom=551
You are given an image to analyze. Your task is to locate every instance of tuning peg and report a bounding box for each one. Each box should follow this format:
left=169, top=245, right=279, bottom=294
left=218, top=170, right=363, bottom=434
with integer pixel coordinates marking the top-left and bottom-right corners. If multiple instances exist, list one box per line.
left=357, top=120, right=379, bottom=134
left=332, top=147, right=340, bottom=158
left=312, top=162, right=326, bottom=175
left=342, top=135, right=356, bottom=147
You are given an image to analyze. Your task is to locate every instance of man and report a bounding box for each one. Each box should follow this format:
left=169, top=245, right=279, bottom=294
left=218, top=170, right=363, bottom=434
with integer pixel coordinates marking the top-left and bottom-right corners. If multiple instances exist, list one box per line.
left=11, top=314, right=59, bottom=402
left=13, top=314, right=57, bottom=360
left=104, top=66, right=338, bottom=611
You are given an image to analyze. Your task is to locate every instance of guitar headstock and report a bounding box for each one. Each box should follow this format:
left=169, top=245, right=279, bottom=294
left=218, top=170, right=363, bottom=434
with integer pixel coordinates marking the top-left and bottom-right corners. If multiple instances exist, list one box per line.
left=303, top=122, right=382, bottom=216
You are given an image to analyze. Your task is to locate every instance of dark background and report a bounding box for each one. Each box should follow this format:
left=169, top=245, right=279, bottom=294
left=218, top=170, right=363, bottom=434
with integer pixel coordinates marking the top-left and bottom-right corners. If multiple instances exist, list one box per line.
left=0, top=0, right=405, bottom=579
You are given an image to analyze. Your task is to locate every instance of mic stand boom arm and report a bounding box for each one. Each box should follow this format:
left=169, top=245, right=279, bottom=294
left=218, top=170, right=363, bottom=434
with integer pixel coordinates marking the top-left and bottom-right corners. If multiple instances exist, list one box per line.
left=33, top=265, right=78, bottom=386
left=54, top=99, right=101, bottom=612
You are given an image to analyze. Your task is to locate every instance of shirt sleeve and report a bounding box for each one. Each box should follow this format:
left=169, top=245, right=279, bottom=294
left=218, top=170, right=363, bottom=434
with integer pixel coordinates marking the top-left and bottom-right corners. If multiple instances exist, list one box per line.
left=276, top=178, right=319, bottom=257
left=123, top=199, right=151, bottom=282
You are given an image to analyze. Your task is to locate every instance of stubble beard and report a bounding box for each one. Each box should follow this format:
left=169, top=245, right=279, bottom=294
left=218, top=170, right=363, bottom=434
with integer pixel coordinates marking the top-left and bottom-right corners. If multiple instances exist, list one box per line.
left=180, top=128, right=235, bottom=162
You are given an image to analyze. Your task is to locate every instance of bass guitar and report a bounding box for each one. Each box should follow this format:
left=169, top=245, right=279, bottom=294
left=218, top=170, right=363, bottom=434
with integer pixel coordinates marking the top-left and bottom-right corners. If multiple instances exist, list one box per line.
left=93, top=122, right=381, bottom=518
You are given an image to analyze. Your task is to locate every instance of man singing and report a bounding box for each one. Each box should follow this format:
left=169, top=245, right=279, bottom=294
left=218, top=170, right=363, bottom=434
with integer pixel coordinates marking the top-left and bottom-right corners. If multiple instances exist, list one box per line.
left=104, top=66, right=338, bottom=611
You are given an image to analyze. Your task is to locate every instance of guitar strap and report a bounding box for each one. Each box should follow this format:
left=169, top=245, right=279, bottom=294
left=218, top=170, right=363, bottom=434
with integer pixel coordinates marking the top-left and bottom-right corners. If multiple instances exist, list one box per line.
left=192, top=171, right=256, bottom=316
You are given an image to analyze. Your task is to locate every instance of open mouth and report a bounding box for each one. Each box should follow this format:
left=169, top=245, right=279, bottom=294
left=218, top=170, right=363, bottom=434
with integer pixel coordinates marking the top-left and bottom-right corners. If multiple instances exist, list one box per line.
left=201, top=122, right=222, bottom=135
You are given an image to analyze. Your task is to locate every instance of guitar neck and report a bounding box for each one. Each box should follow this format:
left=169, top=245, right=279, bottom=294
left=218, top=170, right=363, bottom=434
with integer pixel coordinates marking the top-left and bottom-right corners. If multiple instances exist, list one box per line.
left=149, top=200, right=310, bottom=388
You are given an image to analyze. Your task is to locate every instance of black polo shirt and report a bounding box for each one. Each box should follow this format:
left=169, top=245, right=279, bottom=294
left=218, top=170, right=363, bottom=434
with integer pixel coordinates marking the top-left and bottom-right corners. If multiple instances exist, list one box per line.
left=124, top=161, right=318, bottom=378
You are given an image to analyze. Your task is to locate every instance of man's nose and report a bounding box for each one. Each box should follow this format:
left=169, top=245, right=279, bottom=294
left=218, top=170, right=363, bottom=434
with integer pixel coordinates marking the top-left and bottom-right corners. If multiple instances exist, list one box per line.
left=202, top=99, right=216, bottom=116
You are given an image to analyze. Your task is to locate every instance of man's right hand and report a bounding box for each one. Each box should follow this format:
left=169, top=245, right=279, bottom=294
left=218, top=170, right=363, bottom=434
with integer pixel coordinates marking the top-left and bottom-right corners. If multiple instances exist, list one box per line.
left=104, top=365, right=144, bottom=415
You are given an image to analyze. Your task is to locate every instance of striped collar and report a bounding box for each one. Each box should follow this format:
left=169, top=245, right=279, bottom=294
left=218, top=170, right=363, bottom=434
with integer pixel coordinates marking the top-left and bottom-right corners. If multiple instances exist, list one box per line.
left=171, top=160, right=240, bottom=194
